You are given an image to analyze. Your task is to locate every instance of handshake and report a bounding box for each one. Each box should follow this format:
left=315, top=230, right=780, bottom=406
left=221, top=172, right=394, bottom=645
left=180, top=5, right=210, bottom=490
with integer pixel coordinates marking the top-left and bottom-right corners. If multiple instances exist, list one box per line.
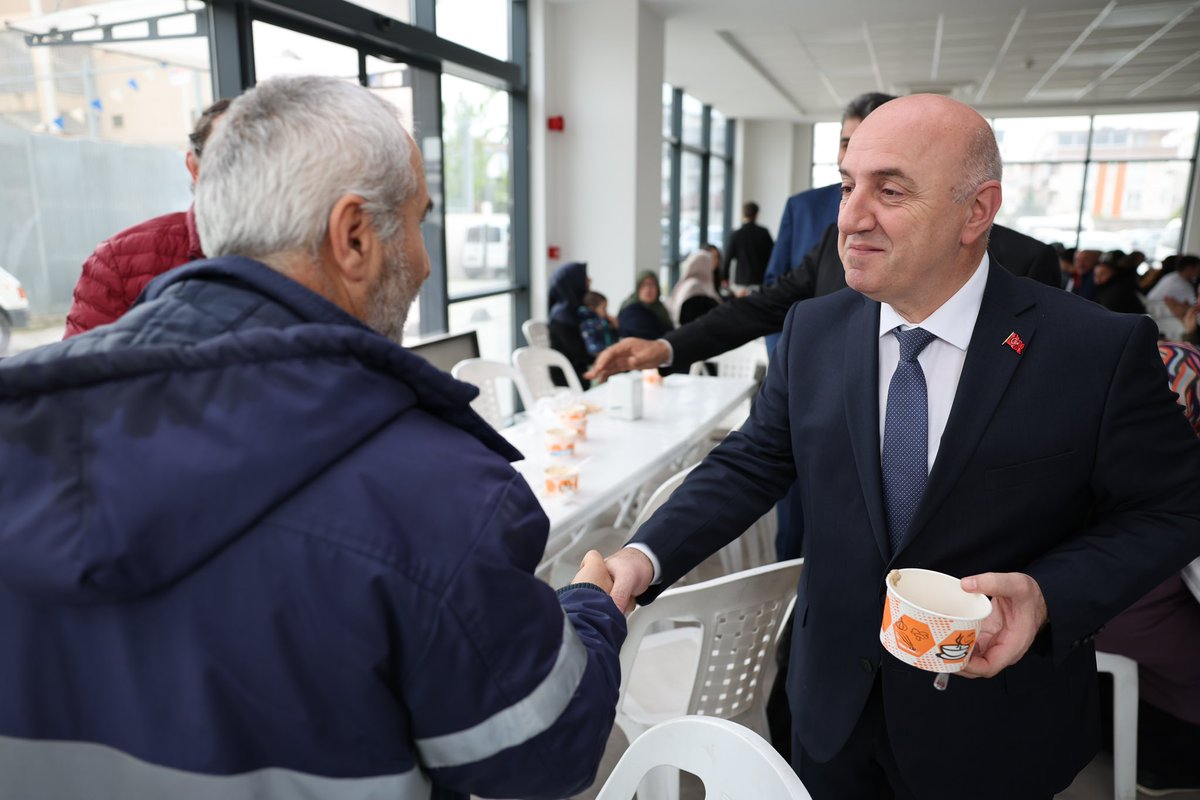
left=571, top=548, right=657, bottom=614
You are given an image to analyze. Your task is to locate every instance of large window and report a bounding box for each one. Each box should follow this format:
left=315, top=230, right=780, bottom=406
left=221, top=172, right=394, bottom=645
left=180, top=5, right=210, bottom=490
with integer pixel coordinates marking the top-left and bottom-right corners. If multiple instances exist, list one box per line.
left=661, top=86, right=734, bottom=283
left=0, top=0, right=212, bottom=316
left=0, top=0, right=530, bottom=353
left=812, top=111, right=1198, bottom=265
left=811, top=121, right=841, bottom=188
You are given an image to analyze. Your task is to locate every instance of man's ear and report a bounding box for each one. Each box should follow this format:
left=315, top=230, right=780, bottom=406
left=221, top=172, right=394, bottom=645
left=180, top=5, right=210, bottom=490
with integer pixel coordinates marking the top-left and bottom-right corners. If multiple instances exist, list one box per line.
left=962, top=180, right=1002, bottom=247
left=185, top=151, right=200, bottom=183
left=325, top=194, right=378, bottom=284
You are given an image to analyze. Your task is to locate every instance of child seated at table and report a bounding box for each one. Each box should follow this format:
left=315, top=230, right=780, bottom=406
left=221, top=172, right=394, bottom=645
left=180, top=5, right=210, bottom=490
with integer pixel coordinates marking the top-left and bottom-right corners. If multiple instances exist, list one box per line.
left=579, top=291, right=618, bottom=357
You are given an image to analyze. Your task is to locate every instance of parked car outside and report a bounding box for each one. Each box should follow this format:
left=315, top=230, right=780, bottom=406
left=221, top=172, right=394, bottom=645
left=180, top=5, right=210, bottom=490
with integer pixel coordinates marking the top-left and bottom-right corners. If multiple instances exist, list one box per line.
left=0, top=266, right=30, bottom=355
left=461, top=218, right=510, bottom=278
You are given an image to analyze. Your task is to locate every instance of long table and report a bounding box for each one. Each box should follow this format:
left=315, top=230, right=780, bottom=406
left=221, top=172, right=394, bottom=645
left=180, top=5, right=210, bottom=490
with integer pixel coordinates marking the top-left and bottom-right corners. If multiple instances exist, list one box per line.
left=501, top=373, right=757, bottom=545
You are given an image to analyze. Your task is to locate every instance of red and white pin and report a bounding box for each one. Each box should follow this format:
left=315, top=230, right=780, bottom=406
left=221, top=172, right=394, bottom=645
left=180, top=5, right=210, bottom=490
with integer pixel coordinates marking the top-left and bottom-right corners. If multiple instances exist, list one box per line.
left=1002, top=331, right=1026, bottom=355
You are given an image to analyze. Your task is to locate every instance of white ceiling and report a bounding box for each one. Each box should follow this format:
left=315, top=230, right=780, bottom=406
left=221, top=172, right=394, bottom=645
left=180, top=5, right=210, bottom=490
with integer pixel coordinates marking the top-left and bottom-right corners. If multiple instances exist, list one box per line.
left=647, top=0, right=1200, bottom=120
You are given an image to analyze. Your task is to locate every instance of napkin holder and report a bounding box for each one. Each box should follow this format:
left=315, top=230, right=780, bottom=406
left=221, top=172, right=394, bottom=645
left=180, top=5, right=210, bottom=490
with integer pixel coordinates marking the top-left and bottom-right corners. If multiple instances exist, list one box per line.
left=607, top=372, right=643, bottom=420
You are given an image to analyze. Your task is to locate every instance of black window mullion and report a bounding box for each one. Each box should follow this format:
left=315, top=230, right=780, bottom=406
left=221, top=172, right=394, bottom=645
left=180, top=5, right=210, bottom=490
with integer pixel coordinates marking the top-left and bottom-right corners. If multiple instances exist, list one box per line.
left=206, top=2, right=254, bottom=96
left=699, top=104, right=711, bottom=249
left=1075, top=116, right=1096, bottom=250
left=509, top=0, right=531, bottom=341
left=669, top=87, right=683, bottom=284
left=723, top=117, right=735, bottom=247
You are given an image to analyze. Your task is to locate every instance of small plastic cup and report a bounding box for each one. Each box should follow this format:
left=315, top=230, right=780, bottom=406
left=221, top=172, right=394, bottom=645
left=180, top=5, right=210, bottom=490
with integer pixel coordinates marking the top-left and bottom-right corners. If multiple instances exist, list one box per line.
left=879, top=568, right=992, bottom=673
left=544, top=427, right=577, bottom=457
left=544, top=464, right=580, bottom=496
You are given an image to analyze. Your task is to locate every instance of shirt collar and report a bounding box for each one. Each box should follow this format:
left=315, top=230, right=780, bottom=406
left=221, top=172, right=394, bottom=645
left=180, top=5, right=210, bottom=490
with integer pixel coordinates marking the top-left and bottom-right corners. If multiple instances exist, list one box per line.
left=878, top=252, right=989, bottom=351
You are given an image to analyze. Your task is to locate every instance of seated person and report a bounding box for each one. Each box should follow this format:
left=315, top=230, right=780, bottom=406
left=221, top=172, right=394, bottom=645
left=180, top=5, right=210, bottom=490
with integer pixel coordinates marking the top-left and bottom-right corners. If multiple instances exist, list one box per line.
left=668, top=250, right=721, bottom=326
left=1096, top=339, right=1200, bottom=795
left=579, top=290, right=618, bottom=357
left=547, top=260, right=592, bottom=386
left=1091, top=250, right=1145, bottom=315
left=1144, top=256, right=1199, bottom=340
left=617, top=271, right=673, bottom=341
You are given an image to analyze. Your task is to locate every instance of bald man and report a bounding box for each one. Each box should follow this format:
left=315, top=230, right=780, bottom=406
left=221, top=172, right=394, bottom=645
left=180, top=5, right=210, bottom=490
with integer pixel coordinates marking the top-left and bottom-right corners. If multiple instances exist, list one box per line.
left=601, top=95, right=1200, bottom=799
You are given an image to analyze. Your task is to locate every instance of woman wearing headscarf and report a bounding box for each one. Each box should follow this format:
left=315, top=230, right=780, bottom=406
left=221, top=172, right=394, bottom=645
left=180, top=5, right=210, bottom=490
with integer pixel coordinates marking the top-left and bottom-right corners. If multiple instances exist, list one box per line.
left=618, top=271, right=673, bottom=341
left=547, top=261, right=591, bottom=386
left=667, top=250, right=721, bottom=325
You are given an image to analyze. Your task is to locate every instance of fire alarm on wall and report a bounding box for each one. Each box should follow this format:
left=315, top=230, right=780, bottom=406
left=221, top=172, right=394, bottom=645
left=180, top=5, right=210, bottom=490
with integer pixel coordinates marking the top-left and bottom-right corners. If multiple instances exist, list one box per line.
left=548, top=245, right=561, bottom=259
left=547, top=115, right=565, bottom=131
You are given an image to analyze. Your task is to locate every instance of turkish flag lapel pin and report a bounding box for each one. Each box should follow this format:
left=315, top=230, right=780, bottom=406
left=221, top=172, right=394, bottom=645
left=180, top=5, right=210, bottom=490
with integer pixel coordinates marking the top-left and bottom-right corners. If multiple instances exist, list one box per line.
left=1002, top=331, right=1026, bottom=355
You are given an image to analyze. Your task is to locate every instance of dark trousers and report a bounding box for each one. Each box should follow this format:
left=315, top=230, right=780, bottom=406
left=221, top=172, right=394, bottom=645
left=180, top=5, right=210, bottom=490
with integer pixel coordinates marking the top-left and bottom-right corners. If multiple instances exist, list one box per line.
left=790, top=678, right=1052, bottom=800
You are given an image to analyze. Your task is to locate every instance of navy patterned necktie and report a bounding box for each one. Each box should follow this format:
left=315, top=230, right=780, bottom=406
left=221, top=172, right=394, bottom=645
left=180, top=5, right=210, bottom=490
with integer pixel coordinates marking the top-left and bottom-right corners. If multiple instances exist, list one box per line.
left=882, top=326, right=938, bottom=554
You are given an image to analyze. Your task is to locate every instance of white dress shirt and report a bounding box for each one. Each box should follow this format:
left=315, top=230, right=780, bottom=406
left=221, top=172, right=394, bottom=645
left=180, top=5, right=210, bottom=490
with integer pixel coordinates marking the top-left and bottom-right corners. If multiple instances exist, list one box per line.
left=878, top=253, right=989, bottom=472
left=632, top=254, right=990, bottom=584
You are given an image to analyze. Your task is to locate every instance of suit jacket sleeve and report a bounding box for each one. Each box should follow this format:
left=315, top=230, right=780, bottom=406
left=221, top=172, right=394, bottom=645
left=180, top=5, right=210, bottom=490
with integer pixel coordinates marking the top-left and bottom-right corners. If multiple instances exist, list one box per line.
left=1025, top=315, right=1200, bottom=662
left=1026, top=242, right=1062, bottom=288
left=632, top=305, right=803, bottom=600
left=664, top=244, right=818, bottom=369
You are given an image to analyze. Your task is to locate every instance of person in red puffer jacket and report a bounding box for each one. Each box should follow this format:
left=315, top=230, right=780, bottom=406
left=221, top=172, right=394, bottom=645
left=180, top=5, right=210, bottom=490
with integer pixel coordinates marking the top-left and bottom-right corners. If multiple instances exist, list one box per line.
left=63, top=98, right=231, bottom=338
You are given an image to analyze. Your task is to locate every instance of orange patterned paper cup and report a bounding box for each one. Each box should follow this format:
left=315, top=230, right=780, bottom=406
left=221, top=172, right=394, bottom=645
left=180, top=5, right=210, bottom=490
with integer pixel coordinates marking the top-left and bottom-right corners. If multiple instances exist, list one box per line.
left=544, top=464, right=580, bottom=496
left=544, top=427, right=577, bottom=457
left=879, top=568, right=992, bottom=673
left=557, top=404, right=589, bottom=441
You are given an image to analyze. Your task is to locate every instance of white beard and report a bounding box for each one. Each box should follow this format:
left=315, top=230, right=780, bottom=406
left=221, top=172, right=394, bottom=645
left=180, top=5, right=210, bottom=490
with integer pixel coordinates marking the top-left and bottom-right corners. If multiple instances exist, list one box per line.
left=366, top=235, right=420, bottom=345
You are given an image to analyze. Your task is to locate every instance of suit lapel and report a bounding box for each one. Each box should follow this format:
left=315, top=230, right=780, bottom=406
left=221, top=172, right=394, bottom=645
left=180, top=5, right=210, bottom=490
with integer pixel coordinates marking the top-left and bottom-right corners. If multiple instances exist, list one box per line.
left=843, top=295, right=890, bottom=561
left=895, top=266, right=1038, bottom=559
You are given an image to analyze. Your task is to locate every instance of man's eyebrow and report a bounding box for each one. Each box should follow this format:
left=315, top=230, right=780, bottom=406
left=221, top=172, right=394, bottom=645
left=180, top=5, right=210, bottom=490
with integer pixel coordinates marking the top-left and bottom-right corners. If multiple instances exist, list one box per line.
left=838, top=166, right=915, bottom=185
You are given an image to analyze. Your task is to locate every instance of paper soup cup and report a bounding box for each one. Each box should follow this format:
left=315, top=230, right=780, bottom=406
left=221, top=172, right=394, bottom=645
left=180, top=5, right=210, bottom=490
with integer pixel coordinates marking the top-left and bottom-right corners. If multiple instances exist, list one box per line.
left=544, top=427, right=577, bottom=457
left=557, top=404, right=589, bottom=440
left=544, top=464, right=579, bottom=496
left=879, top=568, right=992, bottom=673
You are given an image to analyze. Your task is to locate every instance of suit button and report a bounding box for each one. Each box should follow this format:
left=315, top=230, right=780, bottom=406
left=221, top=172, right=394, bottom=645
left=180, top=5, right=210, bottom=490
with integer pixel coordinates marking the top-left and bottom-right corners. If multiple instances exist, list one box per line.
left=860, top=658, right=874, bottom=674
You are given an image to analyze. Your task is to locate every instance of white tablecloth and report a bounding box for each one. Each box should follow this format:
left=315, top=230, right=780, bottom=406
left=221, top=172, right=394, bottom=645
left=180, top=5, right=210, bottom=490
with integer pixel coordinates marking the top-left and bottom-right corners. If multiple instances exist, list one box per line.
left=502, top=373, right=758, bottom=542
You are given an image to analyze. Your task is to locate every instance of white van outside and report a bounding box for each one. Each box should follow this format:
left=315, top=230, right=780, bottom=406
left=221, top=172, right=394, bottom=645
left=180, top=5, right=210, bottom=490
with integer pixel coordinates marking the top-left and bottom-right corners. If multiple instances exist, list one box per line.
left=461, top=218, right=510, bottom=278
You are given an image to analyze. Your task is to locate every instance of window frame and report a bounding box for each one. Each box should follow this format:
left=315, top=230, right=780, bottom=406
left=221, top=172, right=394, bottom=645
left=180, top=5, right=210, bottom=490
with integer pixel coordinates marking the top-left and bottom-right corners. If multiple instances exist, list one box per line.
left=205, top=0, right=530, bottom=345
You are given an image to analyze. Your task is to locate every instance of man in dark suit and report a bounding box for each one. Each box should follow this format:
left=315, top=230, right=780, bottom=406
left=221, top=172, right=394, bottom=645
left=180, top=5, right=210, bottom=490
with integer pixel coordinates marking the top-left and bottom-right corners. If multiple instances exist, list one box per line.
left=724, top=201, right=775, bottom=291
left=602, top=95, right=1200, bottom=799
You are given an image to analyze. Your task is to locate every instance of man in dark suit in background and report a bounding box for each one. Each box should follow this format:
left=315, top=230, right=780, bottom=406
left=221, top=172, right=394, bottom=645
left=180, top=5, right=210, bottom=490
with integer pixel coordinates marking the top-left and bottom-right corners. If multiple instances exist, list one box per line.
left=724, top=201, right=775, bottom=292
left=601, top=94, right=1200, bottom=799
left=760, top=92, right=895, bottom=353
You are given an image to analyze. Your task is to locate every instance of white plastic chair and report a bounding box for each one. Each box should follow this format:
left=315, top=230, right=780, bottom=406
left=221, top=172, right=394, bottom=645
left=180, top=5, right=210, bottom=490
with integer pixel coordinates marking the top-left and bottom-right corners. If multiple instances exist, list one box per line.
left=689, top=338, right=768, bottom=442
left=595, top=716, right=812, bottom=800
left=450, top=358, right=533, bottom=429
left=521, top=318, right=550, bottom=349
left=688, top=337, right=769, bottom=380
left=1096, top=651, right=1138, bottom=800
left=616, top=558, right=803, bottom=800
left=512, top=345, right=584, bottom=400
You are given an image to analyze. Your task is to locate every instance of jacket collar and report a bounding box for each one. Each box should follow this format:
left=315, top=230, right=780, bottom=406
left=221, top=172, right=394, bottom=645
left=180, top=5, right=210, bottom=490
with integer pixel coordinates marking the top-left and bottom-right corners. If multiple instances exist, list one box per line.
left=140, top=256, right=524, bottom=463
left=894, top=263, right=1039, bottom=560
left=842, top=264, right=1039, bottom=563
left=184, top=205, right=204, bottom=260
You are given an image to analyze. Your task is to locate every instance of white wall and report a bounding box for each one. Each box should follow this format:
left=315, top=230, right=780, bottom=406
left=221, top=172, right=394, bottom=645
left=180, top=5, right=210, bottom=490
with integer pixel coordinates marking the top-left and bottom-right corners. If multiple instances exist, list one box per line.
left=734, top=119, right=813, bottom=238
left=529, top=0, right=664, bottom=317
